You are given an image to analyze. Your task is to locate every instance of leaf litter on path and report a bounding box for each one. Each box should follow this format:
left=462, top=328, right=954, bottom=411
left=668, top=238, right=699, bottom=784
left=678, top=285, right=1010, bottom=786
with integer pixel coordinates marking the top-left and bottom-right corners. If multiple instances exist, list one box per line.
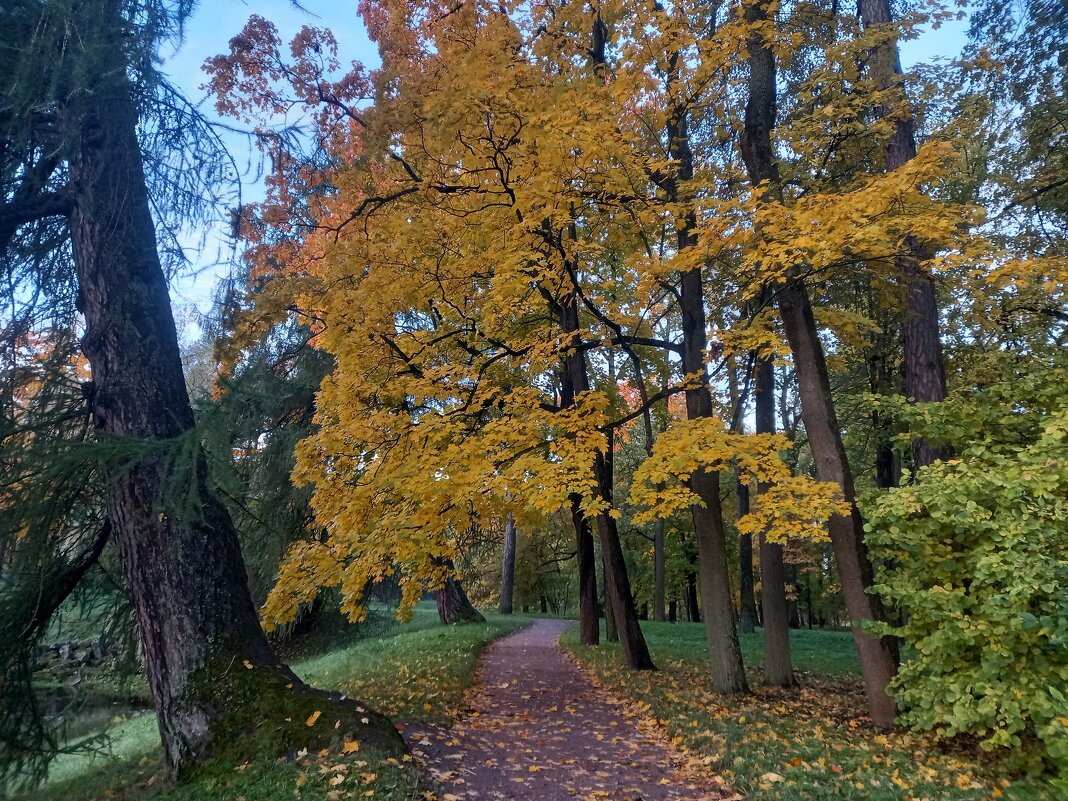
left=405, top=619, right=737, bottom=800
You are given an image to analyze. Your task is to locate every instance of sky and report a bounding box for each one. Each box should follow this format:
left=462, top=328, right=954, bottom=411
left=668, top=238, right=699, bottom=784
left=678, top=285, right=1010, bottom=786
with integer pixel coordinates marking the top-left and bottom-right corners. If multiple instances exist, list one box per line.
left=161, top=2, right=971, bottom=328
left=161, top=1, right=378, bottom=331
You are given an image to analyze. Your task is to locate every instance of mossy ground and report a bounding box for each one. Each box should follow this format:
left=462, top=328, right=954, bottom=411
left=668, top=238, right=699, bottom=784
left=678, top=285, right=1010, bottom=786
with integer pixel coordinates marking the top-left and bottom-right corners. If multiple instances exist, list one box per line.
left=562, top=620, right=1052, bottom=801
left=15, top=604, right=528, bottom=801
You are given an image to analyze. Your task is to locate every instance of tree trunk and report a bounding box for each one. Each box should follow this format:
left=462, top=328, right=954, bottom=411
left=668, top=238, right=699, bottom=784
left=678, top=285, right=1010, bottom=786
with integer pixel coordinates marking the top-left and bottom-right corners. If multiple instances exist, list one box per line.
left=668, top=598, right=677, bottom=622
left=436, top=569, right=485, bottom=625
left=739, top=0, right=893, bottom=715
left=669, top=98, right=748, bottom=696
left=499, top=512, right=517, bottom=614
left=653, top=518, right=667, bottom=622
left=857, top=0, right=949, bottom=470
left=685, top=572, right=701, bottom=623
left=736, top=471, right=758, bottom=635
left=754, top=353, right=795, bottom=687
left=603, top=561, right=619, bottom=643
left=776, top=279, right=899, bottom=725
left=556, top=290, right=651, bottom=668
left=63, top=1, right=403, bottom=775
left=572, top=494, right=600, bottom=645
left=786, top=562, right=801, bottom=629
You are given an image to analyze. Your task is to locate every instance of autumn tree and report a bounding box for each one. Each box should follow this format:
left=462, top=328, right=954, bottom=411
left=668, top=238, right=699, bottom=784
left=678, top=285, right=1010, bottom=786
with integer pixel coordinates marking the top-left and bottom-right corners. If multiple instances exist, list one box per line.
left=0, top=0, right=402, bottom=780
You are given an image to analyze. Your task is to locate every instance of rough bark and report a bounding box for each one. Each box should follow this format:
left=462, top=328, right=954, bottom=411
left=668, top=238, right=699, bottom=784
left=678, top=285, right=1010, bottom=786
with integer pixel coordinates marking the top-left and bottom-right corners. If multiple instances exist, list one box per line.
left=61, top=1, right=403, bottom=774
left=436, top=569, right=485, bottom=625
left=857, top=0, right=949, bottom=470
left=499, top=512, right=517, bottom=614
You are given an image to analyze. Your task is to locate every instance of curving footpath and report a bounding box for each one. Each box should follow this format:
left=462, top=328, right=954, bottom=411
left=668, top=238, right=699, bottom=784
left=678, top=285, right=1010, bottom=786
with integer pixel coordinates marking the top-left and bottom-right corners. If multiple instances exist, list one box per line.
left=405, top=618, right=731, bottom=800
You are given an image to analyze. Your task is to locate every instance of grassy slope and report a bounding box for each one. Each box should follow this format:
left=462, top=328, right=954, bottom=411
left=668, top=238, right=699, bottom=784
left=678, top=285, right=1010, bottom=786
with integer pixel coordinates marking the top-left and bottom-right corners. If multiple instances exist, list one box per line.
left=19, top=605, right=528, bottom=801
left=562, top=620, right=1048, bottom=801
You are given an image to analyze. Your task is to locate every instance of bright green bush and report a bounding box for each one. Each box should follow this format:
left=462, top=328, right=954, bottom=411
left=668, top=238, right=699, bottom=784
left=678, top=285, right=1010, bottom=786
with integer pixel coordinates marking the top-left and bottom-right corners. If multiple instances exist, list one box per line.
left=865, top=356, right=1068, bottom=777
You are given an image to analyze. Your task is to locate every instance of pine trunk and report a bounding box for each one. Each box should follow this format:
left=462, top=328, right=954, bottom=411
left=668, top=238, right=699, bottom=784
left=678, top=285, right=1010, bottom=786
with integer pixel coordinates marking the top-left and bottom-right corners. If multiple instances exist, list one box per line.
left=64, top=2, right=403, bottom=774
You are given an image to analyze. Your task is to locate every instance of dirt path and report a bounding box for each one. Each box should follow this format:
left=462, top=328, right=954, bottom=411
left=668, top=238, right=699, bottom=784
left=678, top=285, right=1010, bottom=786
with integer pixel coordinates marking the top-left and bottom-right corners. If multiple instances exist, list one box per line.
left=405, top=619, right=728, bottom=800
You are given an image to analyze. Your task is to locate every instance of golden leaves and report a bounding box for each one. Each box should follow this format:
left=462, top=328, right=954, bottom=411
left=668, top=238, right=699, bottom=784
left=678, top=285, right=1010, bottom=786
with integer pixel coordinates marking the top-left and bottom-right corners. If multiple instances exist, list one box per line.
left=630, top=417, right=845, bottom=540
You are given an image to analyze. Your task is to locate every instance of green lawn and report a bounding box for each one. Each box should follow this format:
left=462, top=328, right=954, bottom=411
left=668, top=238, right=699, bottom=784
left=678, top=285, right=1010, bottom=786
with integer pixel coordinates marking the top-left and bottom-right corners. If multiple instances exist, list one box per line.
left=563, top=620, right=1050, bottom=801
left=15, top=604, right=528, bottom=801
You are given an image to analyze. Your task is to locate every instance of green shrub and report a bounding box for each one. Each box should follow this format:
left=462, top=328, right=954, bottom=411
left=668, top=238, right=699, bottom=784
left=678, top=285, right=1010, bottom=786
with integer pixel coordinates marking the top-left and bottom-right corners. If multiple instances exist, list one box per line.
left=865, top=356, right=1068, bottom=778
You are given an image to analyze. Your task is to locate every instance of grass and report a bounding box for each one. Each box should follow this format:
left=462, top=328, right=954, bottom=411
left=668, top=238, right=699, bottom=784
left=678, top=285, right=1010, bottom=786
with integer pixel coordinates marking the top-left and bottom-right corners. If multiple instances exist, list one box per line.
left=16, top=604, right=529, bottom=801
left=562, top=619, right=1051, bottom=801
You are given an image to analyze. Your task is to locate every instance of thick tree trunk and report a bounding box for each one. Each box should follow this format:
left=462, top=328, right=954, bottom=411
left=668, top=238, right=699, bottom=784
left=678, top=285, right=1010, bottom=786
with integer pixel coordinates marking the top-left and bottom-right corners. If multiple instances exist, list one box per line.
left=436, top=568, right=485, bottom=625
left=754, top=355, right=795, bottom=687
left=499, top=512, right=517, bottom=614
left=63, top=2, right=402, bottom=775
left=670, top=102, right=748, bottom=695
left=572, top=494, right=600, bottom=645
left=858, top=0, right=949, bottom=470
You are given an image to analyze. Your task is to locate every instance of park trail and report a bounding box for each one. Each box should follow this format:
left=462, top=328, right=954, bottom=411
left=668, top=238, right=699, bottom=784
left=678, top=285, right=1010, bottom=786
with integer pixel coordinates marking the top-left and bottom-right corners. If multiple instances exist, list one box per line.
left=404, top=618, right=734, bottom=801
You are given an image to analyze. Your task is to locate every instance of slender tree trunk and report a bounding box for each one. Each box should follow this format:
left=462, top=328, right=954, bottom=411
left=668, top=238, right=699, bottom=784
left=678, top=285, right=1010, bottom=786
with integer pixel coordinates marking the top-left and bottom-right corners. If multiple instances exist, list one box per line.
left=857, top=0, right=949, bottom=470
left=556, top=289, right=652, bottom=668
left=668, top=87, right=748, bottom=696
left=736, top=470, right=759, bottom=635
left=572, top=494, right=600, bottom=645
left=755, top=354, right=795, bottom=687
left=499, top=512, right=517, bottom=614
left=776, top=280, right=899, bottom=725
left=594, top=435, right=653, bottom=665
left=63, top=2, right=403, bottom=775
left=685, top=572, right=701, bottom=623
left=668, top=598, right=678, bottom=623
left=786, top=563, right=801, bottom=629
left=739, top=0, right=895, bottom=720
left=603, top=573, right=619, bottom=642
left=653, top=519, right=667, bottom=622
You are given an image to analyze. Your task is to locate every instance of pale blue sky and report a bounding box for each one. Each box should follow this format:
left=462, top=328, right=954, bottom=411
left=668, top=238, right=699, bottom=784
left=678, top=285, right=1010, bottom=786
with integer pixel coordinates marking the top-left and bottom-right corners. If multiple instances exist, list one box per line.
left=162, top=2, right=970, bottom=326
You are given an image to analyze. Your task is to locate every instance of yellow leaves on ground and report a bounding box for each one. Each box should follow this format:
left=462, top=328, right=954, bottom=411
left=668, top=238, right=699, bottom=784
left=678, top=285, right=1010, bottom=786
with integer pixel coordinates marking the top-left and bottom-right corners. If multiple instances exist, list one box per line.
left=306, top=710, right=321, bottom=727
